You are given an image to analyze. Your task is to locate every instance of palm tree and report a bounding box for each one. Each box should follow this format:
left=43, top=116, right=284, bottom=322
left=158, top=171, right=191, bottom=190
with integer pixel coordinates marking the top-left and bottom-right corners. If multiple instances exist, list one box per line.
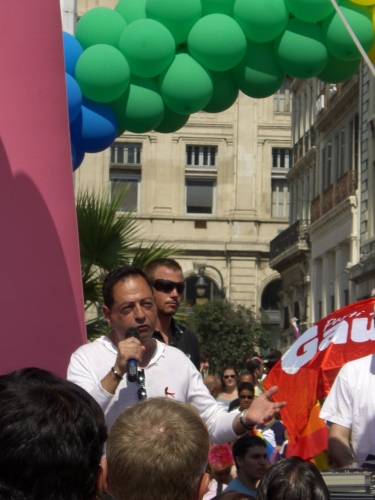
left=76, top=187, right=177, bottom=338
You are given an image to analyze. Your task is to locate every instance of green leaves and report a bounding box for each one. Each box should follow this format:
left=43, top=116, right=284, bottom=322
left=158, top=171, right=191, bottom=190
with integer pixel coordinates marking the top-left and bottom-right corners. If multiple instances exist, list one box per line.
left=188, top=298, right=270, bottom=373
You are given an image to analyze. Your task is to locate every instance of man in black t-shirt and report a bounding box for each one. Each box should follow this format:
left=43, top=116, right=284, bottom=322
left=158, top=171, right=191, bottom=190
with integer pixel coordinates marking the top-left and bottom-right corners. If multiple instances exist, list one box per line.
left=145, top=258, right=201, bottom=370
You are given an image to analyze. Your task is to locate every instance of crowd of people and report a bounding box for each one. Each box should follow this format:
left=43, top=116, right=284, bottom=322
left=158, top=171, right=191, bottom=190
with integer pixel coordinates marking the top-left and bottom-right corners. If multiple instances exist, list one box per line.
left=1, top=258, right=372, bottom=499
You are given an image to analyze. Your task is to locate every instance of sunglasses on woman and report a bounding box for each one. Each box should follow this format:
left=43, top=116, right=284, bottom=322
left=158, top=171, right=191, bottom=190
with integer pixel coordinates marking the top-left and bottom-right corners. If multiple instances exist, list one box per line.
left=151, top=279, right=185, bottom=295
left=223, top=375, right=236, bottom=379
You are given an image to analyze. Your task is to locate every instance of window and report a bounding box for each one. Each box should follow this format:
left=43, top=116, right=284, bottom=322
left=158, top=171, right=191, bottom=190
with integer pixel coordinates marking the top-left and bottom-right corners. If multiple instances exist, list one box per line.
left=321, top=148, right=326, bottom=190
left=330, top=295, right=335, bottom=313
left=272, top=148, right=291, bottom=169
left=271, top=179, right=289, bottom=218
left=110, top=173, right=140, bottom=212
left=186, top=146, right=217, bottom=167
left=334, top=134, right=340, bottom=181
left=340, top=127, right=346, bottom=176
left=349, top=115, right=359, bottom=170
left=326, top=141, right=332, bottom=186
left=110, top=142, right=141, bottom=165
left=186, top=179, right=215, bottom=214
left=344, top=289, right=349, bottom=306
left=274, top=76, right=292, bottom=112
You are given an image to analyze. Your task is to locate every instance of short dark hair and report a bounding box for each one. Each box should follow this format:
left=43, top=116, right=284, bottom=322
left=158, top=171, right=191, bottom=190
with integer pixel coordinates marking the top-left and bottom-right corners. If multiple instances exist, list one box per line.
left=238, top=382, right=255, bottom=394
left=212, top=492, right=255, bottom=500
left=263, top=352, right=282, bottom=371
left=144, top=258, right=182, bottom=281
left=246, top=358, right=262, bottom=374
left=256, top=456, right=330, bottom=500
left=200, top=349, right=210, bottom=363
left=0, top=367, right=107, bottom=500
left=232, top=435, right=266, bottom=470
left=102, top=266, right=153, bottom=309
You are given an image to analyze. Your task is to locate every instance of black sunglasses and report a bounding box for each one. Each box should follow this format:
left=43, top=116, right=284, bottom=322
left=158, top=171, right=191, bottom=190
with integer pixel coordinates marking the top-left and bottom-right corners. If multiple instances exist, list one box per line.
left=137, top=369, right=147, bottom=401
left=240, top=395, right=254, bottom=400
left=152, top=279, right=185, bottom=295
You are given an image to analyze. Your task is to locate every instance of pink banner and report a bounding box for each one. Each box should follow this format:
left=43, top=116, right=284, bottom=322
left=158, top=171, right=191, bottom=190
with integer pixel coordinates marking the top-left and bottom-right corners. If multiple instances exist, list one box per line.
left=0, top=0, right=86, bottom=377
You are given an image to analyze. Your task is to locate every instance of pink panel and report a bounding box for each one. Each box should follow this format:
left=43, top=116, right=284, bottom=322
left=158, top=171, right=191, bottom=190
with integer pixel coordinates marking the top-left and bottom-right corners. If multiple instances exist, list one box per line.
left=0, top=0, right=87, bottom=377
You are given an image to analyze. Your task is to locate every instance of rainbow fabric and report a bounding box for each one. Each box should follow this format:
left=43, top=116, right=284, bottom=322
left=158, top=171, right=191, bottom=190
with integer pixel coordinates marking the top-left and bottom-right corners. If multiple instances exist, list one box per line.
left=250, top=428, right=281, bottom=465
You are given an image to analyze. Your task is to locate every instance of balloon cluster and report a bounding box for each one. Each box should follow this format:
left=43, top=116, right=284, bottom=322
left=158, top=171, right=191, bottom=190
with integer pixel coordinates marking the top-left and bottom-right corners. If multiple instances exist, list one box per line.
left=65, top=0, right=375, bottom=170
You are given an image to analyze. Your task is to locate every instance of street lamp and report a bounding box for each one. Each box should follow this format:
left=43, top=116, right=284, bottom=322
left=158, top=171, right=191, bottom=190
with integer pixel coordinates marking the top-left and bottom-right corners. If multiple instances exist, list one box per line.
left=194, top=265, right=226, bottom=299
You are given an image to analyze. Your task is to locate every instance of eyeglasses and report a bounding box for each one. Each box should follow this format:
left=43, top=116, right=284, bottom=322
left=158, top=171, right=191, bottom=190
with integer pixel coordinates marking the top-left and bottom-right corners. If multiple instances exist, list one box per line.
left=152, top=279, right=185, bottom=295
left=239, top=395, right=254, bottom=400
left=137, top=369, right=147, bottom=401
left=223, top=375, right=236, bottom=379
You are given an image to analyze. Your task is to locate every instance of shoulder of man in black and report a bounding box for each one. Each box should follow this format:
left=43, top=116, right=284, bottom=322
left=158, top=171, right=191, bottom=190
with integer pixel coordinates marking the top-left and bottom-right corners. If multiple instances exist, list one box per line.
left=228, top=398, right=240, bottom=412
left=173, top=320, right=201, bottom=371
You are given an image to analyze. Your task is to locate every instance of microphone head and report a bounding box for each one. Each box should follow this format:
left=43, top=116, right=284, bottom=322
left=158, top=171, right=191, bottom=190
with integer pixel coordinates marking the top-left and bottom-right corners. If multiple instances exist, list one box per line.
left=125, top=327, right=140, bottom=341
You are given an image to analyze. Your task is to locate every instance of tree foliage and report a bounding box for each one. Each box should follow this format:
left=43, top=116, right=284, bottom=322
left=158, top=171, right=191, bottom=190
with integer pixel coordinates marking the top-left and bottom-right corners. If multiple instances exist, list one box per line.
left=188, top=298, right=270, bottom=374
left=76, top=187, right=176, bottom=338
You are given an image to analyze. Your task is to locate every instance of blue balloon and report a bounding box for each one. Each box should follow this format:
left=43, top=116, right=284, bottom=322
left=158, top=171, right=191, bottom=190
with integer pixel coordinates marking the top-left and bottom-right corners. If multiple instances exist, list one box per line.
left=66, top=73, right=82, bottom=123
left=63, top=31, right=83, bottom=77
left=71, top=142, right=85, bottom=171
left=70, top=98, right=118, bottom=153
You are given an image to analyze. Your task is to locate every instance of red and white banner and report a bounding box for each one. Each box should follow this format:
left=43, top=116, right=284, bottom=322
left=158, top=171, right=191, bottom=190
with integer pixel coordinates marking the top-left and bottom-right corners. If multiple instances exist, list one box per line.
left=264, top=298, right=375, bottom=450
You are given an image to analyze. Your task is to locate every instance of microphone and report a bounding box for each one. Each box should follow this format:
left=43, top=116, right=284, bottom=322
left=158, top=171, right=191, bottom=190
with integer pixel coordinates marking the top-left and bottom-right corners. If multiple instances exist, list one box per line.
left=125, top=327, right=140, bottom=383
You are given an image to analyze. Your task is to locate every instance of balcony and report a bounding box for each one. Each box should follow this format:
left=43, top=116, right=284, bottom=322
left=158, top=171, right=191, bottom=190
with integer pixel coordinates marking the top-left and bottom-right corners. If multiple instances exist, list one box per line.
left=310, top=170, right=358, bottom=223
left=291, top=126, right=315, bottom=165
left=270, top=219, right=310, bottom=261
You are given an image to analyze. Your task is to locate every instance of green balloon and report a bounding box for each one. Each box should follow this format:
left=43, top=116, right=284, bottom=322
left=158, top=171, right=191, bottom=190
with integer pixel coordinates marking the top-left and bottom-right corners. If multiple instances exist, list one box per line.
left=154, top=106, right=190, bottom=132
left=159, top=53, right=213, bottom=114
left=233, top=0, right=289, bottom=43
left=203, top=71, right=239, bottom=112
left=110, top=77, right=165, bottom=133
left=75, top=7, right=126, bottom=50
left=145, top=0, right=202, bottom=44
left=115, top=0, right=146, bottom=24
left=318, top=52, right=361, bottom=83
left=232, top=41, right=285, bottom=98
left=285, top=0, right=334, bottom=22
left=188, top=14, right=247, bottom=71
left=274, top=18, right=328, bottom=78
left=75, top=45, right=130, bottom=103
left=119, top=19, right=175, bottom=78
left=322, top=0, right=374, bottom=60
left=201, top=0, right=235, bottom=16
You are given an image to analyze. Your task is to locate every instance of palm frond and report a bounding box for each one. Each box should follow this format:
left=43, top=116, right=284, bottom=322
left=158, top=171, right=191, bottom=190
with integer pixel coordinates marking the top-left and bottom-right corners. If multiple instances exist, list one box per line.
left=131, top=239, right=178, bottom=269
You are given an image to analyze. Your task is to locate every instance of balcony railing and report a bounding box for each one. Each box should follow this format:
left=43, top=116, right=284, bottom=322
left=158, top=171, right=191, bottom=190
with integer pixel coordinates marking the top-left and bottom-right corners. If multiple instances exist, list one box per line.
left=291, top=126, right=315, bottom=165
left=270, top=219, right=310, bottom=261
left=310, top=170, right=358, bottom=223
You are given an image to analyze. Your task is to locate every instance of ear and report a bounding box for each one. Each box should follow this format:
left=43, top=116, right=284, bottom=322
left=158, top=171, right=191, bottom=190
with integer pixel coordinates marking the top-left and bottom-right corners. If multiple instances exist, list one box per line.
left=194, top=472, right=210, bottom=500
left=95, top=459, right=105, bottom=497
left=102, top=305, right=111, bottom=324
left=101, top=457, right=112, bottom=495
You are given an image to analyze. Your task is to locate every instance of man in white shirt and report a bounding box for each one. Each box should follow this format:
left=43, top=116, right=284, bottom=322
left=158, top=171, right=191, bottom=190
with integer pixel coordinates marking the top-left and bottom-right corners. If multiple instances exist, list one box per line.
left=68, top=266, right=286, bottom=442
left=320, top=353, right=375, bottom=466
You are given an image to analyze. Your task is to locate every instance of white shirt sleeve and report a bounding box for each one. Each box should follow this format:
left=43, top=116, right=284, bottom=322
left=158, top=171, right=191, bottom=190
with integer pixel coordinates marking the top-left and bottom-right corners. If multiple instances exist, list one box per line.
left=320, top=364, right=353, bottom=429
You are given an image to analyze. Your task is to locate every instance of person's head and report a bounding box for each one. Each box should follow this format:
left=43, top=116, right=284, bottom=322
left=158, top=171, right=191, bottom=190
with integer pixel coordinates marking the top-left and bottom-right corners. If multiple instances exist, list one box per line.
left=106, top=397, right=210, bottom=500
left=239, top=371, right=256, bottom=386
left=246, top=358, right=264, bottom=381
left=237, top=382, right=255, bottom=411
left=242, top=350, right=256, bottom=366
left=232, top=435, right=268, bottom=484
left=144, top=258, right=185, bottom=317
left=263, top=352, right=282, bottom=375
left=102, top=266, right=157, bottom=343
left=221, top=365, right=239, bottom=391
left=0, top=367, right=107, bottom=500
left=208, top=444, right=234, bottom=485
left=200, top=349, right=210, bottom=375
left=256, top=456, right=330, bottom=500
left=204, top=375, right=222, bottom=399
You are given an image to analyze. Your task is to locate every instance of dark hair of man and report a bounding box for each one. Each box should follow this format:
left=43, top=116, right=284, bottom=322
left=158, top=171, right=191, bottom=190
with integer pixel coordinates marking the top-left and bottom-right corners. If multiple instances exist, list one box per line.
left=212, top=491, right=255, bottom=500
left=232, top=435, right=266, bottom=470
left=144, top=258, right=183, bottom=281
left=256, top=456, right=330, bottom=500
left=237, top=382, right=255, bottom=394
left=246, top=358, right=262, bottom=374
left=220, top=365, right=239, bottom=391
left=200, top=349, right=210, bottom=363
left=0, top=367, right=107, bottom=500
left=102, top=266, right=153, bottom=309
left=263, top=352, right=282, bottom=371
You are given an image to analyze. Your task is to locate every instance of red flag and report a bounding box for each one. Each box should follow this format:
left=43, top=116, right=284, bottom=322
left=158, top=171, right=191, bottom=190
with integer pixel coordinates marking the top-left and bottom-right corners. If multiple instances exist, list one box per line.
left=264, top=298, right=375, bottom=452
